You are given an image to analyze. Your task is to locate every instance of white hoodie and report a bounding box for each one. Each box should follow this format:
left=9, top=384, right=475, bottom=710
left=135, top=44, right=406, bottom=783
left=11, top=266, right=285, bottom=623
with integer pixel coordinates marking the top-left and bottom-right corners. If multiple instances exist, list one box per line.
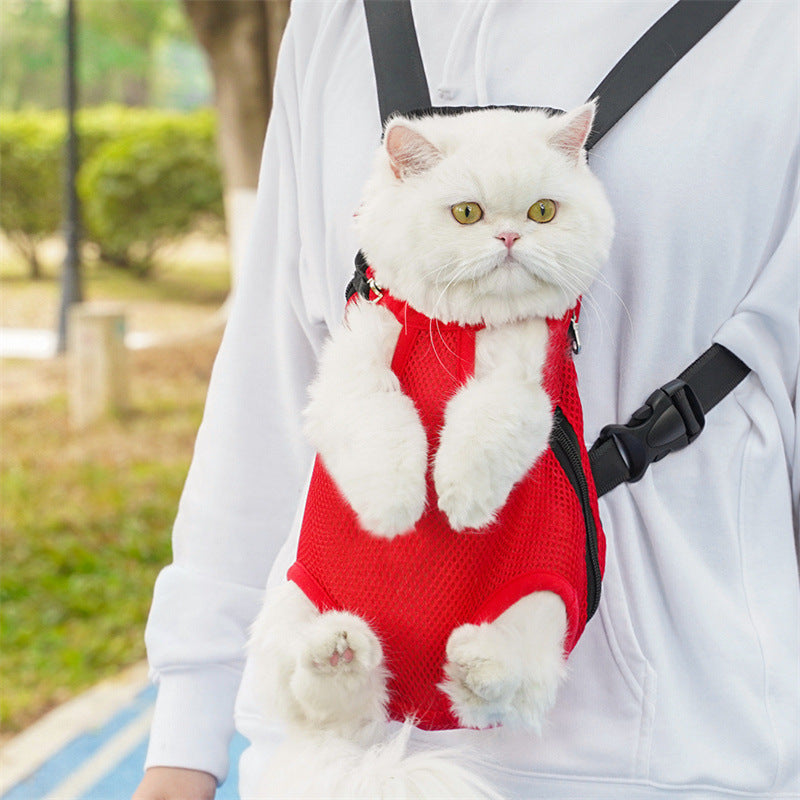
left=144, top=2, right=799, bottom=797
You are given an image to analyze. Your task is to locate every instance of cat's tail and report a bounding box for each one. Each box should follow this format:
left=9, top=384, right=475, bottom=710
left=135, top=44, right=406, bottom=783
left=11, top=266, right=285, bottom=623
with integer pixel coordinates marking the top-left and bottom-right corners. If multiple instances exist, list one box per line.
left=252, top=721, right=505, bottom=800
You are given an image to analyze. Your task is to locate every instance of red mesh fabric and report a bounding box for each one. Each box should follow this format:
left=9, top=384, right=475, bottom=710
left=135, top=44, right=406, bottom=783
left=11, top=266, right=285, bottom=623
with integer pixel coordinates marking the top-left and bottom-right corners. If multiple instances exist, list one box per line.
left=288, top=293, right=605, bottom=730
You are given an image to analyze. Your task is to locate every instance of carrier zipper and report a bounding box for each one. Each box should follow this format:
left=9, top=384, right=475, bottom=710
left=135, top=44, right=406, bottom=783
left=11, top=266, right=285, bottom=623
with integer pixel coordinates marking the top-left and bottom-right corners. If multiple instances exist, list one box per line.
left=550, top=407, right=602, bottom=620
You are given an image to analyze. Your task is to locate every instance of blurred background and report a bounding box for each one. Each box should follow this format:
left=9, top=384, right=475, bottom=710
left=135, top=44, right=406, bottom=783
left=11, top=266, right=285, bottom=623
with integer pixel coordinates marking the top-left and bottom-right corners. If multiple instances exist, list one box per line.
left=0, top=0, right=290, bottom=785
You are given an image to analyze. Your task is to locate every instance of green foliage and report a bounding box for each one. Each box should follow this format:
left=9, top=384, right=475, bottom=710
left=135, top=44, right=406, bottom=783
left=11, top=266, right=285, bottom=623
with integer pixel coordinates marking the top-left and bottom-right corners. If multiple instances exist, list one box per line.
left=0, top=1, right=64, bottom=111
left=0, top=107, right=224, bottom=276
left=0, top=0, right=206, bottom=111
left=0, top=111, right=64, bottom=276
left=78, top=108, right=224, bottom=273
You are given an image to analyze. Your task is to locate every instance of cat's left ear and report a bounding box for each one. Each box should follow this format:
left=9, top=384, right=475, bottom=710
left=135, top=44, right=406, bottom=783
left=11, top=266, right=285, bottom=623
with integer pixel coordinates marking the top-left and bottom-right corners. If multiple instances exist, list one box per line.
left=384, top=120, right=443, bottom=180
left=549, top=101, right=596, bottom=163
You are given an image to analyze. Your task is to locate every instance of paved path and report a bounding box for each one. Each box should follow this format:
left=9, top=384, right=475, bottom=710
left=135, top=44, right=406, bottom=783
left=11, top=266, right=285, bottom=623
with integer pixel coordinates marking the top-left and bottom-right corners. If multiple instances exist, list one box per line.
left=1, top=670, right=246, bottom=800
left=0, top=328, right=162, bottom=360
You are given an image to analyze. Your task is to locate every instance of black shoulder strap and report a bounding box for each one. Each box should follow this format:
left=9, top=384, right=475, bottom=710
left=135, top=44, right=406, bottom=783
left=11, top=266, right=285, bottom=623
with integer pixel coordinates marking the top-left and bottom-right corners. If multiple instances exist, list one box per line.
left=586, top=0, right=740, bottom=150
left=363, top=0, right=740, bottom=145
left=361, top=0, right=750, bottom=495
left=363, top=0, right=430, bottom=124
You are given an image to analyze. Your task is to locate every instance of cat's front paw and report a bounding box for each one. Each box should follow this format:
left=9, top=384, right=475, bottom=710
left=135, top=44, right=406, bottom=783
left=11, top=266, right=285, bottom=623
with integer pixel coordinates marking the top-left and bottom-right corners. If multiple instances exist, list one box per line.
left=440, top=621, right=564, bottom=731
left=318, top=392, right=428, bottom=539
left=433, top=374, right=551, bottom=532
left=290, top=611, right=388, bottom=731
left=433, top=436, right=508, bottom=531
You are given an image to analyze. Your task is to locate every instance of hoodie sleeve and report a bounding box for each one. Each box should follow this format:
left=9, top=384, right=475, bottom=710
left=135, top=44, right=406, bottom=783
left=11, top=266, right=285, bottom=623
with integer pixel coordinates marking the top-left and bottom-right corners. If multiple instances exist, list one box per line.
left=143, top=3, right=329, bottom=782
left=713, top=154, right=799, bottom=532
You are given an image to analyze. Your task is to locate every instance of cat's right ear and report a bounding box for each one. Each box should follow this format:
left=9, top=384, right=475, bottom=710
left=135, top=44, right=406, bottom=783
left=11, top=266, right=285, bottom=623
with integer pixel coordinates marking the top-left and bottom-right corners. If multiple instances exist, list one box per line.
left=384, top=122, right=442, bottom=180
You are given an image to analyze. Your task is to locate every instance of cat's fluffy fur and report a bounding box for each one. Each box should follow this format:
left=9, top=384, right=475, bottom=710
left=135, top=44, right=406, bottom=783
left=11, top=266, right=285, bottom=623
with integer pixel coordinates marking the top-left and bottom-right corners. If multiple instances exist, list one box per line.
left=248, top=105, right=613, bottom=799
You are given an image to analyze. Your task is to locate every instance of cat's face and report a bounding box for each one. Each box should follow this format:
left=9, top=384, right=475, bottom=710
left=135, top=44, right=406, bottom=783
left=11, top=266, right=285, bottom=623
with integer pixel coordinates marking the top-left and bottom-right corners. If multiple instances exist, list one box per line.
left=356, top=105, right=614, bottom=326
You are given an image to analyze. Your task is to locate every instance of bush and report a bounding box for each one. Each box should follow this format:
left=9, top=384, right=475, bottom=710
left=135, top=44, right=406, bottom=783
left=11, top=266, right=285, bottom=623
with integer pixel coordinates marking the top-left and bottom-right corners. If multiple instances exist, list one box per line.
left=78, top=109, right=224, bottom=274
left=0, top=107, right=224, bottom=277
left=0, top=111, right=64, bottom=277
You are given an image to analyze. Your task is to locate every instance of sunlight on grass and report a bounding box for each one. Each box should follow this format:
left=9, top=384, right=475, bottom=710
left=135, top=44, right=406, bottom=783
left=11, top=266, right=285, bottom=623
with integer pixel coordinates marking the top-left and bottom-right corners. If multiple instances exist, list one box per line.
left=1, top=244, right=226, bottom=736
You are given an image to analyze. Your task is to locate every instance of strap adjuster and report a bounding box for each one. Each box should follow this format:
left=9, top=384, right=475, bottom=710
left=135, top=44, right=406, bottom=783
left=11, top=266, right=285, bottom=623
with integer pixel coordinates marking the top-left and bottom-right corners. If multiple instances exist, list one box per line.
left=598, top=379, right=706, bottom=483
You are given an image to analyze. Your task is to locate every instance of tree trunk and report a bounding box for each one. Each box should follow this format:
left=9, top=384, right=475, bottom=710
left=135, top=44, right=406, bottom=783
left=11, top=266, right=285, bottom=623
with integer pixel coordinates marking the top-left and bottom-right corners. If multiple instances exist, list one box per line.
left=182, top=0, right=290, bottom=284
left=264, top=0, right=291, bottom=90
left=9, top=232, right=42, bottom=280
left=29, top=245, right=41, bottom=281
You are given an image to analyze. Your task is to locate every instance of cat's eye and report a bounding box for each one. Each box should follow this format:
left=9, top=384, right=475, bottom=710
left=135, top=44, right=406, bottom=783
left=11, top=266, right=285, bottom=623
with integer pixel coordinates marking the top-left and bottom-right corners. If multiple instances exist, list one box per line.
left=451, top=202, right=483, bottom=224
left=528, top=199, right=557, bottom=223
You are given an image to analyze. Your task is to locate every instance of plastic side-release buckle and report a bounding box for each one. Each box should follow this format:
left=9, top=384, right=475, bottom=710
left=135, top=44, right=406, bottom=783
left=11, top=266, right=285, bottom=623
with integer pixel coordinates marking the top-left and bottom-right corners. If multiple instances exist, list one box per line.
left=598, top=379, right=706, bottom=483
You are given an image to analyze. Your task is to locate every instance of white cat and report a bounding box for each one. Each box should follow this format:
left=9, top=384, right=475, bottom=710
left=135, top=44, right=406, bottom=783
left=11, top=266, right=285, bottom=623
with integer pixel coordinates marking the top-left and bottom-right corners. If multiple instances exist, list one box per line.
left=248, top=103, right=613, bottom=799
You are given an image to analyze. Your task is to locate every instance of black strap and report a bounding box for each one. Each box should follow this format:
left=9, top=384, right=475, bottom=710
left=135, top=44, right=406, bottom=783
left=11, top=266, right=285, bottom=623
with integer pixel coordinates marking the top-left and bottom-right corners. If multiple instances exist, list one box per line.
left=363, top=0, right=430, bottom=124
left=586, top=0, right=740, bottom=150
left=363, top=0, right=740, bottom=147
left=361, top=0, right=751, bottom=495
left=589, top=345, right=750, bottom=497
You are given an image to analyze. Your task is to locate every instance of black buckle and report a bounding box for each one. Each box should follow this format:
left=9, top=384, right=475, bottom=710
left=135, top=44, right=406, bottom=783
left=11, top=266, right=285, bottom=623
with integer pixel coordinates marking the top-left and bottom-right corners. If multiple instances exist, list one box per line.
left=598, top=379, right=706, bottom=483
left=345, top=250, right=371, bottom=302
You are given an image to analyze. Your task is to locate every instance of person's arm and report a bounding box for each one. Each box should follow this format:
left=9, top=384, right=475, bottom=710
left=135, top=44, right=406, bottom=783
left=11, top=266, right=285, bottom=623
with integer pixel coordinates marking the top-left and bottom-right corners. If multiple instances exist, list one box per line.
left=134, top=3, right=329, bottom=793
left=133, top=767, right=215, bottom=800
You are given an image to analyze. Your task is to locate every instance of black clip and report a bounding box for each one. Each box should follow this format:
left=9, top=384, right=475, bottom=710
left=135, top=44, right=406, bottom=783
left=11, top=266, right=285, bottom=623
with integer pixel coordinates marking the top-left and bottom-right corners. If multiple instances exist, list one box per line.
left=345, top=250, right=371, bottom=302
left=598, top=379, right=706, bottom=483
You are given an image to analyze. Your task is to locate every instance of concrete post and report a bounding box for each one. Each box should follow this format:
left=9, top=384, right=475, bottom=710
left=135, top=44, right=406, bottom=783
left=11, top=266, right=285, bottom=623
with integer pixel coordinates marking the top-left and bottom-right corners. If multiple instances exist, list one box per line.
left=68, top=303, right=128, bottom=429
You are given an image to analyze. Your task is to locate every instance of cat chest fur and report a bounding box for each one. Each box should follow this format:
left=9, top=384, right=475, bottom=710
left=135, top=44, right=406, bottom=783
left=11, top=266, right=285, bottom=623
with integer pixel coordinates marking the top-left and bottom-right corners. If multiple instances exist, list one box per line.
left=288, top=292, right=605, bottom=731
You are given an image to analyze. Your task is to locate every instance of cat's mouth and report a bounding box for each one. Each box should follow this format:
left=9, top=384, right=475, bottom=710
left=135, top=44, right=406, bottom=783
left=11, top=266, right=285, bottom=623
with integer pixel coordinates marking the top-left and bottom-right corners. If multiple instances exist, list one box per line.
left=491, top=252, right=523, bottom=271
left=483, top=253, right=557, bottom=292
left=493, top=253, right=539, bottom=278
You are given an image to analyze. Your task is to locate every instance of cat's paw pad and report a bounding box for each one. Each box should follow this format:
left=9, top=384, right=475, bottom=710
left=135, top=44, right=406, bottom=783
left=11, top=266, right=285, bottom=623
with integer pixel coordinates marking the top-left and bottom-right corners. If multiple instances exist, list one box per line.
left=326, top=641, right=354, bottom=668
left=439, top=623, right=521, bottom=728
left=290, top=612, right=387, bottom=728
left=302, top=612, right=383, bottom=676
left=308, top=631, right=362, bottom=674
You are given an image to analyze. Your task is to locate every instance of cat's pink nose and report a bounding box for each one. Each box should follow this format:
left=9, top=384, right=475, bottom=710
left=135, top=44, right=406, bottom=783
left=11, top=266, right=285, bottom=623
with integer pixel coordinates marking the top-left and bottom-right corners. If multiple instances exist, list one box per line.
left=496, top=231, right=520, bottom=250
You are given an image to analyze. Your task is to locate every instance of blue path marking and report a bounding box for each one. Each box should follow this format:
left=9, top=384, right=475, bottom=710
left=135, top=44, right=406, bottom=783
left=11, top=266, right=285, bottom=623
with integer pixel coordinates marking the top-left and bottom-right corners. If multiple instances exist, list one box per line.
left=75, top=732, right=248, bottom=800
left=2, top=684, right=248, bottom=800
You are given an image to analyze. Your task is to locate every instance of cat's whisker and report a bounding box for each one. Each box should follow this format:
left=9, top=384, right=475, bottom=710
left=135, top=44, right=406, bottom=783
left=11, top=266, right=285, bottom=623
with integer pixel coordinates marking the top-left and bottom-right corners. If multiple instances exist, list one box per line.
left=556, top=254, right=634, bottom=339
left=427, top=261, right=480, bottom=380
left=431, top=259, right=475, bottom=318
left=428, top=319, right=461, bottom=384
left=532, top=258, right=619, bottom=353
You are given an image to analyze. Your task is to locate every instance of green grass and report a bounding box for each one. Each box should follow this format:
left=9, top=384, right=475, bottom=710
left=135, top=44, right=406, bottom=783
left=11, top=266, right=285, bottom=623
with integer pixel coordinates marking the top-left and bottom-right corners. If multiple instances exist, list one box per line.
left=0, top=246, right=226, bottom=737
left=0, top=354, right=220, bottom=735
left=0, top=455, right=183, bottom=730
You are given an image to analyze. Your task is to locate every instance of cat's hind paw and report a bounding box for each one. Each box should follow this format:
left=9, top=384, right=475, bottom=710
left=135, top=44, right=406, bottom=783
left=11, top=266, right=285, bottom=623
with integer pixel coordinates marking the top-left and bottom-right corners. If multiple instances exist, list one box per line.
left=439, top=623, right=521, bottom=728
left=440, top=621, right=564, bottom=732
left=290, top=611, right=388, bottom=731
